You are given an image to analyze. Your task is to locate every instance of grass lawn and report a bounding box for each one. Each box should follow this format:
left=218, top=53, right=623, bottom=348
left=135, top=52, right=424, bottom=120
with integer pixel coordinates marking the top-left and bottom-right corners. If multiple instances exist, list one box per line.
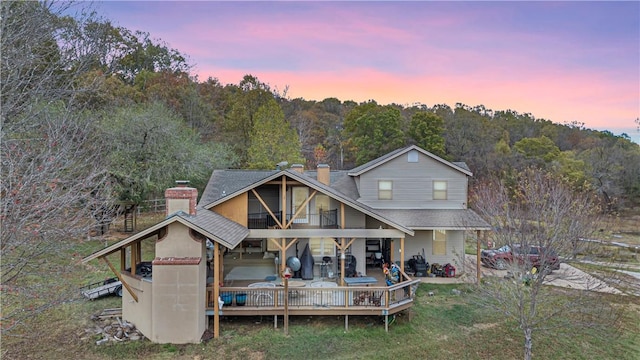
left=3, top=279, right=639, bottom=360
left=3, top=213, right=639, bottom=360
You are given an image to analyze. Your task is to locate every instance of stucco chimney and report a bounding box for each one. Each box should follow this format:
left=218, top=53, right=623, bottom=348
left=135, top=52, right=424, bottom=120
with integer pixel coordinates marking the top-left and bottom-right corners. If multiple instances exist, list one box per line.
left=165, top=180, right=198, bottom=216
left=291, top=164, right=304, bottom=173
left=317, top=164, right=330, bottom=185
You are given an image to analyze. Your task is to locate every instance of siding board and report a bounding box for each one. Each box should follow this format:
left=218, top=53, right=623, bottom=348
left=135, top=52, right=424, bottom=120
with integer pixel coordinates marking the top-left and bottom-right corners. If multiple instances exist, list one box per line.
left=358, top=151, right=468, bottom=209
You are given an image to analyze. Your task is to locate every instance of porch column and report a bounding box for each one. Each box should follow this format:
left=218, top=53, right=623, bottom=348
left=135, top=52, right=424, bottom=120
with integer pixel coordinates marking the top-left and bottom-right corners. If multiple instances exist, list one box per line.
left=399, top=237, right=405, bottom=273
left=213, top=242, right=220, bottom=338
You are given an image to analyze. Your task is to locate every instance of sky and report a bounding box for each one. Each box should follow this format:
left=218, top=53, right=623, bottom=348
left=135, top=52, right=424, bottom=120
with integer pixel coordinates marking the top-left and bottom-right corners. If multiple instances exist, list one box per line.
left=96, top=1, right=640, bottom=143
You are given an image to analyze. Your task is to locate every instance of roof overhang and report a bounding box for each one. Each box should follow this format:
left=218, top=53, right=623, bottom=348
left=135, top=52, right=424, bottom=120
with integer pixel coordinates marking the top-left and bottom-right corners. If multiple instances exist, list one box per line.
left=81, top=213, right=248, bottom=264
left=247, top=228, right=406, bottom=239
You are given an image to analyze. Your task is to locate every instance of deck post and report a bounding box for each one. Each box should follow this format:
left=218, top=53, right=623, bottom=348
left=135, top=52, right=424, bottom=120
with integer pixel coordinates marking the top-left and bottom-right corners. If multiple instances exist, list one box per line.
left=476, top=230, right=482, bottom=285
left=345, top=315, right=348, bottom=331
left=213, top=242, right=220, bottom=338
left=400, top=237, right=405, bottom=273
left=384, top=315, right=389, bottom=332
left=284, top=277, right=289, bottom=335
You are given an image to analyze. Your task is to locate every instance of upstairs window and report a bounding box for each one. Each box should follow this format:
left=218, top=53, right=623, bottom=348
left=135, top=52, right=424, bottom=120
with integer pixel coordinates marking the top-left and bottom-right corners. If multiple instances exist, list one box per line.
left=433, top=180, right=448, bottom=200
left=378, top=180, right=393, bottom=200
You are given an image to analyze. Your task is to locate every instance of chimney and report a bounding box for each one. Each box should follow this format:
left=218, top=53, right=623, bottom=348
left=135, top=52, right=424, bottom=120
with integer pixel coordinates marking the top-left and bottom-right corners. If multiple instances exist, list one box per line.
left=291, top=164, right=304, bottom=173
left=317, top=164, right=330, bottom=185
left=165, top=180, right=198, bottom=216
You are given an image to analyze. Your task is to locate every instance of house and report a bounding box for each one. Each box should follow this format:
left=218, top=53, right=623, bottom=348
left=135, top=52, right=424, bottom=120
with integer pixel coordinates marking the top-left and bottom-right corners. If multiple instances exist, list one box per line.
left=82, top=145, right=490, bottom=344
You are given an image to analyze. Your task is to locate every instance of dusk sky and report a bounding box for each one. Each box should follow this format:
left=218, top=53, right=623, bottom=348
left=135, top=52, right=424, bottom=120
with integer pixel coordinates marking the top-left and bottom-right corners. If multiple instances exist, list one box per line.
left=96, top=1, right=640, bottom=142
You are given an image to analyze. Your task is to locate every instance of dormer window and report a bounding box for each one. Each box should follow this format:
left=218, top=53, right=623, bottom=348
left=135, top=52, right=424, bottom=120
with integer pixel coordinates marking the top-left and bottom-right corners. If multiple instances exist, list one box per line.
left=378, top=180, right=393, bottom=200
left=433, top=180, right=448, bottom=200
left=407, top=150, right=419, bottom=163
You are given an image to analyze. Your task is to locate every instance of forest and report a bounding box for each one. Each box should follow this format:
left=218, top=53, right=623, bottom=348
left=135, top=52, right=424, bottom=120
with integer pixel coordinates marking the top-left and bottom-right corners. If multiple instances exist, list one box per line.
left=2, top=1, right=640, bottom=283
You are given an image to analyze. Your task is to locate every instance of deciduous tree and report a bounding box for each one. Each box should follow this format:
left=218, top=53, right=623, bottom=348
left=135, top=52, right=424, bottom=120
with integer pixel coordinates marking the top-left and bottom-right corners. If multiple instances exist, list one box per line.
left=408, top=111, right=446, bottom=158
left=471, top=168, right=619, bottom=360
left=1, top=1, right=116, bottom=332
left=342, top=101, right=405, bottom=166
left=247, top=98, right=304, bottom=169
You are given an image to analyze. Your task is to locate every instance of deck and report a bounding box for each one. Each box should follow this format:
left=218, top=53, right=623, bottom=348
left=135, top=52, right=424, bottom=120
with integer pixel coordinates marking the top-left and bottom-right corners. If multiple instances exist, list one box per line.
left=206, top=279, right=420, bottom=317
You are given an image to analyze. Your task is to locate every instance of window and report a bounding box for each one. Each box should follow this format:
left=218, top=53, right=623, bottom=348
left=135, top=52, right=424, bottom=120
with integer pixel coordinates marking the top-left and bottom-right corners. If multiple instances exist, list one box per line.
left=378, top=180, right=393, bottom=200
left=433, top=180, right=448, bottom=200
left=309, top=237, right=336, bottom=256
left=432, top=230, right=446, bottom=255
left=292, top=187, right=309, bottom=223
left=407, top=150, right=419, bottom=163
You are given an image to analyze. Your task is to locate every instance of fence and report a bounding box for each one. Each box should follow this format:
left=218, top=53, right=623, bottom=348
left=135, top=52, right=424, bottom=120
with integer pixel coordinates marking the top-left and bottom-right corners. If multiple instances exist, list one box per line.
left=137, top=198, right=166, bottom=215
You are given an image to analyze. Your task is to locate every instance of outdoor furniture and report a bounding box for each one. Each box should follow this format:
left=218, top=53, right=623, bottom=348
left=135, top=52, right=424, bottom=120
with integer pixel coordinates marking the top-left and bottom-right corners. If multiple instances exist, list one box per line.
left=248, top=282, right=276, bottom=306
left=278, top=280, right=305, bottom=299
left=343, top=276, right=378, bottom=286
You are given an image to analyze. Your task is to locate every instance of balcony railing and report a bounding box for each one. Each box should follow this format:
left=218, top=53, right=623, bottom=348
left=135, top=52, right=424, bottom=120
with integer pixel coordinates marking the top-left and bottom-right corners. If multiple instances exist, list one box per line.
left=248, top=209, right=338, bottom=229
left=206, top=279, right=420, bottom=316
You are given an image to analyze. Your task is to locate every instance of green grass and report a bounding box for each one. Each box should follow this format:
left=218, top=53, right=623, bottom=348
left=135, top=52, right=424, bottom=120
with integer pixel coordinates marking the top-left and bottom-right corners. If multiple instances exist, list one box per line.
left=4, top=278, right=639, bottom=360
left=2, top=213, right=639, bottom=360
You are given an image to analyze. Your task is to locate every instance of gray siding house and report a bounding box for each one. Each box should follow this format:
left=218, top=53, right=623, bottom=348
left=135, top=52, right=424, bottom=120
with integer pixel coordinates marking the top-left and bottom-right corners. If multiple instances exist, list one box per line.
left=82, top=145, right=490, bottom=344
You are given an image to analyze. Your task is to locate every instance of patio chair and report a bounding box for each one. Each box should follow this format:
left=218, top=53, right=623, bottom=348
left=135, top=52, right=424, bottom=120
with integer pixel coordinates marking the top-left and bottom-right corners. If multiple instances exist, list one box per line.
left=247, top=282, right=276, bottom=306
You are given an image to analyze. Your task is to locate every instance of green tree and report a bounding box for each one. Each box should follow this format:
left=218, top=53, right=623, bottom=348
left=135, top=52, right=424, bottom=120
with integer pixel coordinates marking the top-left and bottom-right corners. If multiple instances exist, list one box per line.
left=342, top=101, right=405, bottom=166
left=222, top=75, right=276, bottom=167
left=100, top=102, right=237, bottom=202
left=513, top=136, right=561, bottom=163
left=408, top=111, right=446, bottom=158
left=247, top=98, right=304, bottom=169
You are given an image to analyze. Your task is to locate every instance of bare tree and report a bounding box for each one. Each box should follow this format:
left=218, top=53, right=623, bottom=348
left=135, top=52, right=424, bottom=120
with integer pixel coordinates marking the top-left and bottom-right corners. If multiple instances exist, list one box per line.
left=1, top=1, right=114, bottom=333
left=471, top=168, right=621, bottom=360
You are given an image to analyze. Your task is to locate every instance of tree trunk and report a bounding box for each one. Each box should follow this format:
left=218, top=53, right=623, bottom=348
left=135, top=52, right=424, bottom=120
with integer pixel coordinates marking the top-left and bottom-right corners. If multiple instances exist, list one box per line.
left=524, top=327, right=533, bottom=360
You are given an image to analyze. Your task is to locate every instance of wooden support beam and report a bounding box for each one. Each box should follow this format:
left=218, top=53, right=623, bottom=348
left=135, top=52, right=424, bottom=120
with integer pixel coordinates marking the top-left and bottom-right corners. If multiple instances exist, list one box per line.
left=130, top=244, right=137, bottom=276
left=400, top=237, right=405, bottom=273
left=251, top=189, right=283, bottom=229
left=102, top=257, right=138, bottom=302
left=281, top=176, right=287, bottom=228
left=285, top=190, right=317, bottom=229
left=213, top=242, right=220, bottom=338
left=135, top=242, right=141, bottom=268
left=279, top=238, right=299, bottom=274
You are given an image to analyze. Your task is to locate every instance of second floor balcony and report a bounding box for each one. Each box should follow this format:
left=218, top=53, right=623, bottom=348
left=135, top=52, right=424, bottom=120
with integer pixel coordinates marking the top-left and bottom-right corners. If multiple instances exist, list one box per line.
left=248, top=209, right=338, bottom=229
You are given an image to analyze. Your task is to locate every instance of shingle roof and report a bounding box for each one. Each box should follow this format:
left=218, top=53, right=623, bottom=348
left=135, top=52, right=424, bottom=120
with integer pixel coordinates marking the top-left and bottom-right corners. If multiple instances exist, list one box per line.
left=200, top=168, right=414, bottom=236
left=179, top=210, right=249, bottom=248
left=200, top=169, right=277, bottom=206
left=81, top=210, right=249, bottom=263
left=374, top=209, right=491, bottom=230
left=348, top=145, right=472, bottom=177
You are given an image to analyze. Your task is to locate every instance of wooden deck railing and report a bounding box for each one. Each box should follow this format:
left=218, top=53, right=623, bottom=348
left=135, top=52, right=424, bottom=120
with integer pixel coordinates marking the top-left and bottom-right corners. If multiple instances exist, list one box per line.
left=206, top=279, right=420, bottom=316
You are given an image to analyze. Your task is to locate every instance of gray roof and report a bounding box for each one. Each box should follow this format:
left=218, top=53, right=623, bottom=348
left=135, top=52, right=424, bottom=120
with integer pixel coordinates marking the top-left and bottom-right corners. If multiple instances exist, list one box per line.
left=200, top=169, right=277, bottom=206
left=348, top=145, right=472, bottom=177
left=179, top=210, right=249, bottom=248
left=201, top=168, right=415, bottom=236
left=374, top=209, right=491, bottom=230
left=81, top=210, right=249, bottom=263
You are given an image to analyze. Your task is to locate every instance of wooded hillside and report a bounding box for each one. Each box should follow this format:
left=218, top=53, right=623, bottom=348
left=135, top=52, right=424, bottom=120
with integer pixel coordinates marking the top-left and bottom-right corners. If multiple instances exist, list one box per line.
left=3, top=1, right=639, bottom=214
